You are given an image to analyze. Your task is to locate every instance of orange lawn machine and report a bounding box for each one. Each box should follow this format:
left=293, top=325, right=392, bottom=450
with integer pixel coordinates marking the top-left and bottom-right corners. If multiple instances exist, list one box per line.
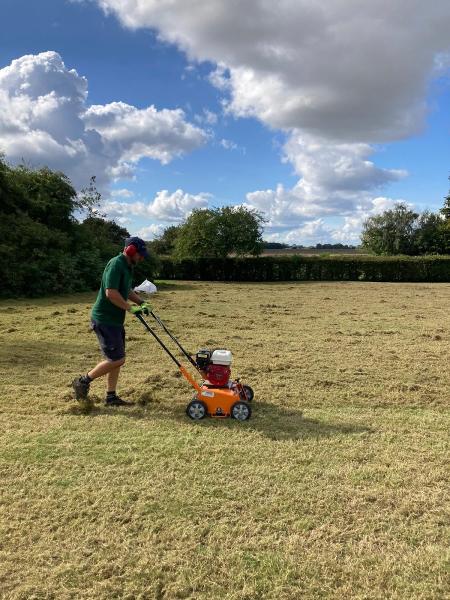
left=134, top=310, right=254, bottom=421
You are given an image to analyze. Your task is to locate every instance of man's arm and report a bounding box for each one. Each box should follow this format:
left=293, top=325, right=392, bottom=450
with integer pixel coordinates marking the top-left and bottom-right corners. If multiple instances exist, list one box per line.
left=106, top=288, right=132, bottom=311
left=128, top=290, right=144, bottom=305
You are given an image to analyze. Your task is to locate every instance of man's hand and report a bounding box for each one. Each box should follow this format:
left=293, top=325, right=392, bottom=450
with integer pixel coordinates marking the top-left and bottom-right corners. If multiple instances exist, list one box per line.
left=129, top=302, right=152, bottom=316
left=140, top=302, right=152, bottom=315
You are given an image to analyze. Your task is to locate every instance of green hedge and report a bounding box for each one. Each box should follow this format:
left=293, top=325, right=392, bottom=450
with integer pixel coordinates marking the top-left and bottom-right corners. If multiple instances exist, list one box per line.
left=157, top=255, right=450, bottom=282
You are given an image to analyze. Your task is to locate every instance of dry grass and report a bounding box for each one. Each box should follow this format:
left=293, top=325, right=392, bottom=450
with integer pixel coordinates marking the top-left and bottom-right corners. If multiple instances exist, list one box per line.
left=0, top=281, right=449, bottom=599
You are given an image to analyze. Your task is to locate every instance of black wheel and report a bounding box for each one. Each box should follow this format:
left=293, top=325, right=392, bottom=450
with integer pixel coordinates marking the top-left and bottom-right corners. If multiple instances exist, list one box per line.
left=241, top=385, right=254, bottom=402
left=231, top=401, right=252, bottom=421
left=186, top=398, right=207, bottom=420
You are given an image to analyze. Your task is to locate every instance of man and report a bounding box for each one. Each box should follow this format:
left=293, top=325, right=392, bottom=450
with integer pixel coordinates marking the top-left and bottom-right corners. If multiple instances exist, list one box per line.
left=72, top=236, right=151, bottom=406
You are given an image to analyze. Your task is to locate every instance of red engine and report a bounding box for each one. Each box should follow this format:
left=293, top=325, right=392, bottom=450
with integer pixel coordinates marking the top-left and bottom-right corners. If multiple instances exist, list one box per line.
left=205, top=363, right=231, bottom=387
left=196, top=348, right=232, bottom=387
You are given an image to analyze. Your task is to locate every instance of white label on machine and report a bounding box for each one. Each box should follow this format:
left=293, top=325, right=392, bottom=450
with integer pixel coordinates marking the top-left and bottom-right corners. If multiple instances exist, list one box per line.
left=202, top=391, right=215, bottom=397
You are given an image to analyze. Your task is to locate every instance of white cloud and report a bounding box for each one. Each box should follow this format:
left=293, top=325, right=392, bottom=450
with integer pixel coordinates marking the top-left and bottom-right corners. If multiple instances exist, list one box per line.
left=0, top=51, right=207, bottom=188
left=263, top=219, right=336, bottom=245
left=108, top=162, right=136, bottom=181
left=256, top=196, right=405, bottom=245
left=102, top=188, right=211, bottom=223
left=97, top=0, right=450, bottom=142
left=94, top=0, right=449, bottom=244
left=194, top=108, right=218, bottom=125
left=115, top=216, right=132, bottom=225
left=242, top=132, right=408, bottom=243
left=220, top=138, right=238, bottom=151
left=84, top=101, right=206, bottom=165
left=244, top=134, right=406, bottom=228
left=433, top=52, right=450, bottom=75
left=101, top=200, right=147, bottom=218
left=136, top=223, right=166, bottom=240
left=147, top=189, right=211, bottom=221
left=207, top=63, right=230, bottom=91
left=245, top=185, right=409, bottom=245
left=287, top=220, right=331, bottom=245
left=283, top=133, right=407, bottom=193
left=182, top=64, right=196, bottom=80
left=111, top=188, right=134, bottom=198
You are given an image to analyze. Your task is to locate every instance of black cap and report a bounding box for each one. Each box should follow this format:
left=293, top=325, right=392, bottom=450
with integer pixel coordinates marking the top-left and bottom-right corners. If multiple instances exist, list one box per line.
left=125, top=236, right=149, bottom=258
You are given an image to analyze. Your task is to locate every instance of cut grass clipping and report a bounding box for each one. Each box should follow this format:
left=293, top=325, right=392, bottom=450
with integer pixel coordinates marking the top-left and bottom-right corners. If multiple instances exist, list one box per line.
left=0, top=281, right=449, bottom=599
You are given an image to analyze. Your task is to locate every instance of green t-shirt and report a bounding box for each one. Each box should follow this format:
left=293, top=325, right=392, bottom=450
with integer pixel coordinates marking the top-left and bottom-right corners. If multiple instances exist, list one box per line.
left=91, top=254, right=133, bottom=325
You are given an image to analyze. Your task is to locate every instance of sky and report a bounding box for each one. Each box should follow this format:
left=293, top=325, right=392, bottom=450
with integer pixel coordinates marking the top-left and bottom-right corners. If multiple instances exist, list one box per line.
left=1, top=0, right=449, bottom=245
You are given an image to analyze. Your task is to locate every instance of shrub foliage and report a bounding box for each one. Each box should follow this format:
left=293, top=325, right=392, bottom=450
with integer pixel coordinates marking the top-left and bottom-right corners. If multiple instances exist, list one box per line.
left=0, top=158, right=158, bottom=297
left=158, top=255, right=450, bottom=282
left=173, top=206, right=264, bottom=259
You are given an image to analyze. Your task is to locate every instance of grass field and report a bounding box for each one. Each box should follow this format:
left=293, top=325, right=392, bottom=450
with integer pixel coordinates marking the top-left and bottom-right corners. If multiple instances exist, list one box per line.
left=0, top=281, right=449, bottom=599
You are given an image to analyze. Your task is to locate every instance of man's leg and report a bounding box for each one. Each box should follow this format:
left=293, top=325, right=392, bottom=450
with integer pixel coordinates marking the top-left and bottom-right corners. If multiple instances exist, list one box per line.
left=73, top=321, right=128, bottom=402
left=87, top=358, right=125, bottom=381
left=105, top=364, right=121, bottom=394
left=90, top=359, right=132, bottom=406
left=102, top=324, right=132, bottom=405
left=72, top=358, right=124, bottom=400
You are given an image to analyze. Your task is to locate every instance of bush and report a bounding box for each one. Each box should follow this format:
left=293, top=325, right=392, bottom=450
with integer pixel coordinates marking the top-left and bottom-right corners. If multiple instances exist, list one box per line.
left=156, top=255, right=450, bottom=283
left=0, top=157, right=161, bottom=298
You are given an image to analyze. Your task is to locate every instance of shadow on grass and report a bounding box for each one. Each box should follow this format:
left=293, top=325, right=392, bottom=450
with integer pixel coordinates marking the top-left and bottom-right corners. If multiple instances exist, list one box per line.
left=0, top=291, right=96, bottom=308
left=66, top=398, right=374, bottom=441
left=0, top=339, right=90, bottom=369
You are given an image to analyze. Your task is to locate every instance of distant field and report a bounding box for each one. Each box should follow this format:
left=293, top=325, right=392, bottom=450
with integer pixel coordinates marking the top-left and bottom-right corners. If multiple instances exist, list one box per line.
left=262, top=247, right=367, bottom=256
left=0, top=281, right=449, bottom=599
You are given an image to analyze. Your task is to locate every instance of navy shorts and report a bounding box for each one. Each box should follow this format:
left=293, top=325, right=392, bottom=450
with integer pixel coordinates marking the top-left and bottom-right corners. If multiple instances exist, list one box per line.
left=91, top=319, right=126, bottom=361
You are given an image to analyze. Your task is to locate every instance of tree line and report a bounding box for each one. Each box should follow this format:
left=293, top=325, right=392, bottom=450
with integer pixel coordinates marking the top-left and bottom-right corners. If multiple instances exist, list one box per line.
left=361, top=187, right=450, bottom=255
left=1, top=152, right=450, bottom=297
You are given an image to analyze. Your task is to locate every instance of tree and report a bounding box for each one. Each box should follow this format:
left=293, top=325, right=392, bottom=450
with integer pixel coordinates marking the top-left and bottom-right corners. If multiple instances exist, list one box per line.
left=315, top=243, right=355, bottom=249
left=263, top=242, right=290, bottom=250
left=148, top=225, right=181, bottom=255
left=0, top=156, right=159, bottom=297
left=438, top=176, right=450, bottom=253
left=79, top=216, right=130, bottom=258
left=0, top=158, right=80, bottom=294
left=80, top=216, right=129, bottom=246
left=219, top=206, right=265, bottom=257
left=413, top=211, right=445, bottom=254
left=174, top=206, right=265, bottom=259
left=76, top=175, right=103, bottom=217
left=440, top=176, right=450, bottom=220
left=361, top=203, right=419, bottom=255
left=174, top=209, right=219, bottom=259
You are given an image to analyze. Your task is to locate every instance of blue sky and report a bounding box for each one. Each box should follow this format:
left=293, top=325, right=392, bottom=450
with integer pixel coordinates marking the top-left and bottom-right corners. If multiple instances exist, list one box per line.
left=1, top=0, right=449, bottom=244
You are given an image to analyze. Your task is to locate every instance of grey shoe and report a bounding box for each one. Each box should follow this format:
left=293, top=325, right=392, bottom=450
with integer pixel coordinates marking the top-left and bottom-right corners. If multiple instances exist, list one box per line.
left=105, top=395, right=134, bottom=407
left=72, top=376, right=90, bottom=400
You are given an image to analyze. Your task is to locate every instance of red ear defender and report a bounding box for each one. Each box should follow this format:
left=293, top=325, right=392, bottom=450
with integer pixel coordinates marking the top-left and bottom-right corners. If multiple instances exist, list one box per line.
left=125, top=244, right=138, bottom=257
